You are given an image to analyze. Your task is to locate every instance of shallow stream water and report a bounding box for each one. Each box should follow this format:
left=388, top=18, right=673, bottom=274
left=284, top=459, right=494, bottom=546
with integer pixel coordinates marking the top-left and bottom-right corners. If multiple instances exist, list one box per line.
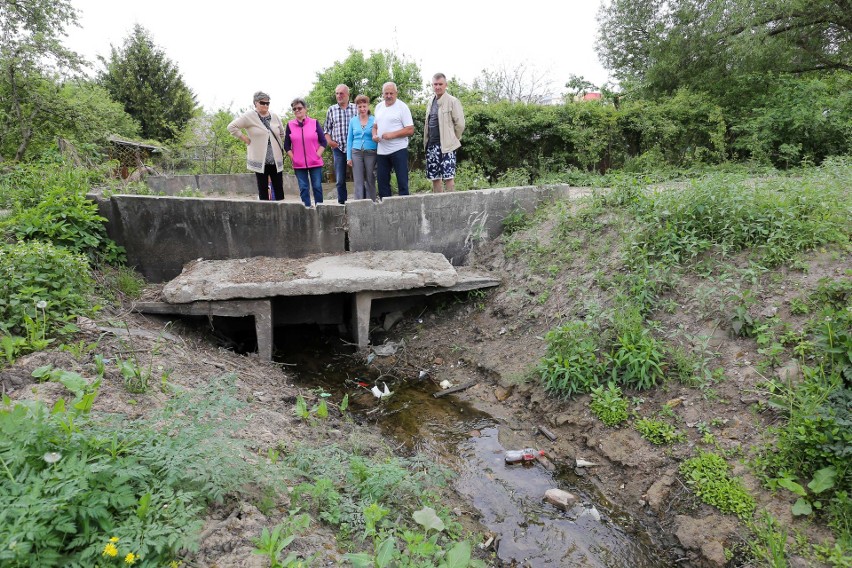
left=277, top=331, right=669, bottom=567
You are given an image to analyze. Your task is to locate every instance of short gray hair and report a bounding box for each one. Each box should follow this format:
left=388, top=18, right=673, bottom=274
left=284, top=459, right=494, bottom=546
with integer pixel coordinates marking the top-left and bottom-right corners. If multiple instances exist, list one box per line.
left=253, top=91, right=270, bottom=103
left=290, top=97, right=307, bottom=109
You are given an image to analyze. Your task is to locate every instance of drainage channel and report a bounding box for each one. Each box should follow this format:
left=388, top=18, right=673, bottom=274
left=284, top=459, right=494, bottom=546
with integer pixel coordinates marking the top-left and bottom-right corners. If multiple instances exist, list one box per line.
left=276, top=330, right=669, bottom=567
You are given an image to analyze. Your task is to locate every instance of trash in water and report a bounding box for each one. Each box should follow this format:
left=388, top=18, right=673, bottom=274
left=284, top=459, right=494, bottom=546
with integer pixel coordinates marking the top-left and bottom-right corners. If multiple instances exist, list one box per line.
left=418, top=370, right=429, bottom=380
left=574, top=458, right=599, bottom=468
left=579, top=505, right=601, bottom=522
left=504, top=448, right=545, bottom=464
left=366, top=353, right=375, bottom=365
left=439, top=380, right=452, bottom=390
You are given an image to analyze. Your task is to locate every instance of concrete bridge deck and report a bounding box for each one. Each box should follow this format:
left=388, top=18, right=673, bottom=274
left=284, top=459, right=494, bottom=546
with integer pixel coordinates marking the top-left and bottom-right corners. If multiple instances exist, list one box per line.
left=134, top=251, right=500, bottom=359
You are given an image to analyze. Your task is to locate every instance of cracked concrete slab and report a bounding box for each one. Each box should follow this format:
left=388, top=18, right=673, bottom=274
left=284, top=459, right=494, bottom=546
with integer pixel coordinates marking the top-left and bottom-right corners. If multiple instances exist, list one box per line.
left=163, top=250, right=458, bottom=303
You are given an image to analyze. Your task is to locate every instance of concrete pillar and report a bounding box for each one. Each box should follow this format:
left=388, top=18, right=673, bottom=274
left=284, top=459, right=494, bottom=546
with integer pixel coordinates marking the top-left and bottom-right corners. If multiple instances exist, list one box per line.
left=352, top=292, right=374, bottom=347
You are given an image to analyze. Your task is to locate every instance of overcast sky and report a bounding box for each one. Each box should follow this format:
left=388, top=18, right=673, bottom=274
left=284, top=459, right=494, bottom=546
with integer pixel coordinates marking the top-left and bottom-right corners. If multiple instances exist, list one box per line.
left=64, top=0, right=611, bottom=115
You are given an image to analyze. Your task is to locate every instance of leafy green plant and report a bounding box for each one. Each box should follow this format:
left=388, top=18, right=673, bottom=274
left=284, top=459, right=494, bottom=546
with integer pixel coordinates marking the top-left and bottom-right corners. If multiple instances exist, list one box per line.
left=2, top=184, right=125, bottom=264
left=344, top=506, right=485, bottom=568
left=252, top=511, right=312, bottom=568
left=634, top=417, right=685, bottom=445
left=31, top=364, right=93, bottom=398
left=590, top=382, right=628, bottom=426
left=748, top=511, right=788, bottom=568
left=501, top=206, right=532, bottom=236
left=680, top=451, right=756, bottom=520
left=294, top=395, right=310, bottom=420
left=773, top=467, right=837, bottom=517
left=538, top=321, right=604, bottom=398
left=607, top=328, right=666, bottom=390
left=0, top=241, right=94, bottom=341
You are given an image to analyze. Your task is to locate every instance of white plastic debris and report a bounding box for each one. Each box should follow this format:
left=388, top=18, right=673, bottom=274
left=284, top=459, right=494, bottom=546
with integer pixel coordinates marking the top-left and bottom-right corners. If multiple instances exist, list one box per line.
left=370, top=382, right=393, bottom=399
left=439, top=380, right=452, bottom=390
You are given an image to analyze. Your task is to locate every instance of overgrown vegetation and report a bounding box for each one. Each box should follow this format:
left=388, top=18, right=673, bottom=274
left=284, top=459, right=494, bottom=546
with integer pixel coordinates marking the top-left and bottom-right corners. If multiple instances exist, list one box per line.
left=285, top=445, right=484, bottom=566
left=512, top=158, right=851, bottom=560
left=0, top=374, right=260, bottom=566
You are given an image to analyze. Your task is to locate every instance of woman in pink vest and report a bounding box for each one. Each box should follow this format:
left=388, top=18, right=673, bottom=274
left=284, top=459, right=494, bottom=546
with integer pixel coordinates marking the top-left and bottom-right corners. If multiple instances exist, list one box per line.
left=283, top=98, right=328, bottom=208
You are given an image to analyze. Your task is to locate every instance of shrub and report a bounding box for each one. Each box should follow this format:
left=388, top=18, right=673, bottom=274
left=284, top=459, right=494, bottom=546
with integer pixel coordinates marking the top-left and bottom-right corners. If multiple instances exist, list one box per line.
left=680, top=451, right=756, bottom=520
left=0, top=163, right=99, bottom=211
left=0, top=240, right=93, bottom=337
left=2, top=184, right=125, bottom=264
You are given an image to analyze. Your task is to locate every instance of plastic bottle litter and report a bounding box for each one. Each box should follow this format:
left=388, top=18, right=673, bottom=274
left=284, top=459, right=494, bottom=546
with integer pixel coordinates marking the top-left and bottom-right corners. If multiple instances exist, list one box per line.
left=504, top=448, right=545, bottom=464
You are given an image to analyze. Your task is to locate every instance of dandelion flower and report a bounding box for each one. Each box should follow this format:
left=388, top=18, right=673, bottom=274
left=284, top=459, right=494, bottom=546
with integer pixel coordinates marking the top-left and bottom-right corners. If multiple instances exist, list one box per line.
left=169, top=561, right=181, bottom=568
left=36, top=300, right=47, bottom=309
left=110, top=536, right=120, bottom=543
left=43, top=452, right=62, bottom=464
left=102, top=542, right=118, bottom=557
left=124, top=552, right=137, bottom=564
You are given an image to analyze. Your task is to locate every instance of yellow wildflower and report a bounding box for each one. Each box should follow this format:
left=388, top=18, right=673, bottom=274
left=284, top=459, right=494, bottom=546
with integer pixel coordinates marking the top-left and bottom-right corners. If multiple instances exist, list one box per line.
left=102, top=542, right=118, bottom=557
left=124, top=552, right=137, bottom=564
left=169, top=561, right=181, bottom=568
left=110, top=536, right=120, bottom=543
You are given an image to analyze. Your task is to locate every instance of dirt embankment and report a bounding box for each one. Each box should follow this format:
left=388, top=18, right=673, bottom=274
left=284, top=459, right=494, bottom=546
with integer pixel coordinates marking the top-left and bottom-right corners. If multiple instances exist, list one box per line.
left=370, top=229, right=848, bottom=567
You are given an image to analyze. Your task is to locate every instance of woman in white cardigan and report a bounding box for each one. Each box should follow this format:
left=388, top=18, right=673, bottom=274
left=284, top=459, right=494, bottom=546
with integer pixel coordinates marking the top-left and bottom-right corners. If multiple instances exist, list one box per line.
left=227, top=91, right=286, bottom=200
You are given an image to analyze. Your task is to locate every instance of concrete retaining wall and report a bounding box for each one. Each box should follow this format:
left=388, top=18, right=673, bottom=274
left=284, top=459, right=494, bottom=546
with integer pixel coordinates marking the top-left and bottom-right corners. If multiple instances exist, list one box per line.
left=346, top=186, right=573, bottom=264
left=96, top=184, right=577, bottom=282
left=97, top=196, right=346, bottom=282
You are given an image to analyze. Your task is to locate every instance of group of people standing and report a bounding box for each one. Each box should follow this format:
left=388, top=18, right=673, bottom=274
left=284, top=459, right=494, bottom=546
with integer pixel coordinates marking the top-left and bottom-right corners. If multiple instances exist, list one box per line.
left=227, top=74, right=465, bottom=207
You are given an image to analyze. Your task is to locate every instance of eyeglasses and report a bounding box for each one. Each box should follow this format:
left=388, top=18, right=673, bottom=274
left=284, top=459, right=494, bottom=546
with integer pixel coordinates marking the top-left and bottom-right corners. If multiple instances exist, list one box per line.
left=257, top=101, right=270, bottom=106
left=292, top=106, right=305, bottom=111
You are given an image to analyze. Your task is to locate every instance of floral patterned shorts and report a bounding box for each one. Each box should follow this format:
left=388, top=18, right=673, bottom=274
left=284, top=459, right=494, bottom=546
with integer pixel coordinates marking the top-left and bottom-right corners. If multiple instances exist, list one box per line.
left=426, top=144, right=457, bottom=180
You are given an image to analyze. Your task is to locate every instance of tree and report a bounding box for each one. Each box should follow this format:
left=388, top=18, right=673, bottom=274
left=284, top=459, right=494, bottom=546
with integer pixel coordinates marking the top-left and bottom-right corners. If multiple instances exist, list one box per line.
left=174, top=107, right=244, bottom=174
left=564, top=74, right=598, bottom=99
left=99, top=24, right=198, bottom=141
left=306, top=48, right=422, bottom=113
left=596, top=0, right=852, bottom=97
left=57, top=80, right=140, bottom=149
left=0, top=0, right=84, bottom=160
left=470, top=62, right=553, bottom=104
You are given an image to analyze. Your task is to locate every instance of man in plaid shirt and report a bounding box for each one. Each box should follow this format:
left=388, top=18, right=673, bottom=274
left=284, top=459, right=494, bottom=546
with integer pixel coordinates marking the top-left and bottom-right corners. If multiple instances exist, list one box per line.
left=324, top=84, right=357, bottom=204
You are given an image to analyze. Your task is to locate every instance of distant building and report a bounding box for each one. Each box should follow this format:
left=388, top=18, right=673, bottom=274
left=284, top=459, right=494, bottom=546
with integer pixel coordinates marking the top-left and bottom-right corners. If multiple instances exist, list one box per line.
left=539, top=95, right=564, bottom=106
left=582, top=92, right=602, bottom=101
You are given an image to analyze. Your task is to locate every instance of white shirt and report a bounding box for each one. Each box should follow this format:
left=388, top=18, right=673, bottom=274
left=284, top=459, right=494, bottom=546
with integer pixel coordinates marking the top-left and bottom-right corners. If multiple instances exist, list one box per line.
left=374, top=99, right=414, bottom=155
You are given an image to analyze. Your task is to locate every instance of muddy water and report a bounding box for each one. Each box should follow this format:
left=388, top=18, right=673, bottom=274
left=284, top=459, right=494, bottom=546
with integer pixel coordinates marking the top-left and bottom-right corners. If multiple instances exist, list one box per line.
left=277, top=333, right=668, bottom=567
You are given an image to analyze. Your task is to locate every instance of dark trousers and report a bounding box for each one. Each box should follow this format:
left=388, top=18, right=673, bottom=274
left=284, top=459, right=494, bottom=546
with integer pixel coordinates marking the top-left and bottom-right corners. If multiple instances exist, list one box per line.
left=254, top=165, right=284, bottom=200
left=376, top=148, right=409, bottom=198
left=332, top=147, right=348, bottom=204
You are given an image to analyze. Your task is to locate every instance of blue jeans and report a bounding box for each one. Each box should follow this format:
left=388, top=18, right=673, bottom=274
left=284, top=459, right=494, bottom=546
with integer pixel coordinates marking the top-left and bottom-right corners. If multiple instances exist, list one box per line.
left=332, top=147, right=348, bottom=204
left=295, top=167, right=323, bottom=206
left=376, top=148, right=409, bottom=198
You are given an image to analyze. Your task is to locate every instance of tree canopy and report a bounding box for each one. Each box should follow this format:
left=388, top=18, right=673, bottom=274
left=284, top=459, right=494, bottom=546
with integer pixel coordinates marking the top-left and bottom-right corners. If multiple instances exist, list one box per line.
left=306, top=48, right=422, bottom=113
left=99, top=24, right=198, bottom=141
left=0, top=0, right=84, bottom=160
left=596, top=0, right=852, bottom=97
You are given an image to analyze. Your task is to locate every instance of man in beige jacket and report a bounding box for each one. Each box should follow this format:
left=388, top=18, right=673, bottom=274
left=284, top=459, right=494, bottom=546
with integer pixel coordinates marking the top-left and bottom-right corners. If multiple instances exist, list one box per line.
left=423, top=73, right=465, bottom=192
